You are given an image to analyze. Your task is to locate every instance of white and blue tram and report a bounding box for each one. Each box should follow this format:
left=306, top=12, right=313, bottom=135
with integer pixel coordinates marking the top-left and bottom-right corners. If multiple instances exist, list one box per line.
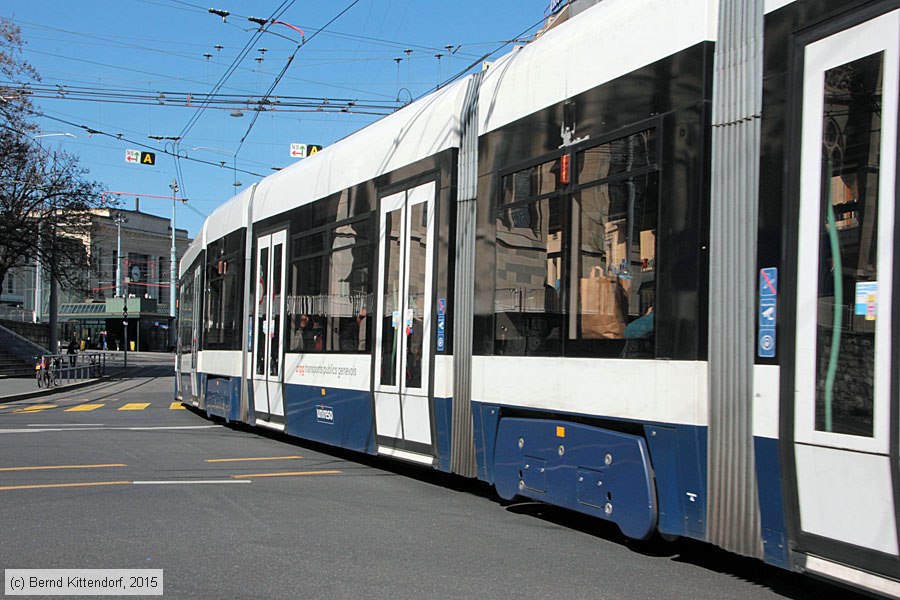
left=176, top=0, right=900, bottom=594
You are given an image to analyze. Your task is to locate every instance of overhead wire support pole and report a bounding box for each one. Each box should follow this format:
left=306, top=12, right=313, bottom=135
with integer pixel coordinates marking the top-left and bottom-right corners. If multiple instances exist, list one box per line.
left=169, top=179, right=178, bottom=325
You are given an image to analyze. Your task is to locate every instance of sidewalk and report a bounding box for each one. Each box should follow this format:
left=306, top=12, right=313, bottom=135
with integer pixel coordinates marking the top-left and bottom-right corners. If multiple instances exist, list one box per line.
left=0, top=352, right=174, bottom=403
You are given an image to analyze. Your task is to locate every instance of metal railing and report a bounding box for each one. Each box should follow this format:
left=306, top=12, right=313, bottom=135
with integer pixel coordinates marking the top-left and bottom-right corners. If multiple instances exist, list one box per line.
left=33, top=351, right=120, bottom=386
left=0, top=305, right=33, bottom=322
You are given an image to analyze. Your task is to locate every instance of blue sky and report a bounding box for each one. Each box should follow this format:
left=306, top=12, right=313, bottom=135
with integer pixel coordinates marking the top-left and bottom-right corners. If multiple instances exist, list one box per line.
left=3, top=0, right=553, bottom=238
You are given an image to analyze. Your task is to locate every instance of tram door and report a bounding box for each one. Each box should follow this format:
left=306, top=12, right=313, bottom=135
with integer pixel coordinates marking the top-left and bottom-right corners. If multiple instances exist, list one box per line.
left=373, top=182, right=436, bottom=463
left=791, top=10, right=899, bottom=569
left=252, top=230, right=288, bottom=422
left=189, top=267, right=201, bottom=401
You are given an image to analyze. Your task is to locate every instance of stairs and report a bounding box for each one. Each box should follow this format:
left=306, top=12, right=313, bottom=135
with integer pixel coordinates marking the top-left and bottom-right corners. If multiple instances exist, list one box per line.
left=0, top=348, right=36, bottom=378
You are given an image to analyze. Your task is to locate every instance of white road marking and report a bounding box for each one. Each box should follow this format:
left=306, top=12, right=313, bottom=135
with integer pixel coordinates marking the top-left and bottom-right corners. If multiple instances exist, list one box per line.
left=0, top=425, right=222, bottom=434
left=26, top=423, right=106, bottom=427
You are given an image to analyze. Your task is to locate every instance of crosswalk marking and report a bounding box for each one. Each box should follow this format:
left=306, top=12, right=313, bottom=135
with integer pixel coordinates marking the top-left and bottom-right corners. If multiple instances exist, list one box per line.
left=13, top=404, right=56, bottom=413
left=65, top=404, right=104, bottom=412
left=3, top=402, right=196, bottom=413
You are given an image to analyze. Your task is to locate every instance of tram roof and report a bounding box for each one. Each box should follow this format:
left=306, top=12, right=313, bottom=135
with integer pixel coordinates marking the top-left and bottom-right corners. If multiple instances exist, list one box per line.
left=251, top=75, right=472, bottom=225
left=479, top=0, right=719, bottom=135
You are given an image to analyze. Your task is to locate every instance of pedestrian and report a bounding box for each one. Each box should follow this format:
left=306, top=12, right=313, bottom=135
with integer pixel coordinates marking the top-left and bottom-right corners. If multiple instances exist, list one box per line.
left=66, top=336, right=78, bottom=368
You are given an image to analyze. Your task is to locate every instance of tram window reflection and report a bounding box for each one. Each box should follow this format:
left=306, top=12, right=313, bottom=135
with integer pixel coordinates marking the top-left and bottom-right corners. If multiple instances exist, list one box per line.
left=287, top=215, right=372, bottom=354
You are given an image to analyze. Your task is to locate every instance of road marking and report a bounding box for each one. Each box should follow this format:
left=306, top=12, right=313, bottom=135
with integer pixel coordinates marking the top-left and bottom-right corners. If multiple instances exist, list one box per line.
left=26, top=423, right=105, bottom=427
left=119, top=403, right=150, bottom=411
left=0, top=481, right=131, bottom=492
left=13, top=404, right=56, bottom=413
left=205, top=456, right=303, bottom=463
left=169, top=402, right=186, bottom=410
left=132, top=480, right=251, bottom=485
left=230, top=470, right=342, bottom=479
left=0, top=425, right=222, bottom=434
left=126, top=425, right=221, bottom=431
left=0, top=463, right=126, bottom=472
left=65, top=404, right=104, bottom=412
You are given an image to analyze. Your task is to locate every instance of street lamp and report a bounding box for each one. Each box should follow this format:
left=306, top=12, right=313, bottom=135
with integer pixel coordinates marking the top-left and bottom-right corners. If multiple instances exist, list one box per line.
left=35, top=132, right=77, bottom=139
left=113, top=213, right=128, bottom=297
left=31, top=134, right=78, bottom=324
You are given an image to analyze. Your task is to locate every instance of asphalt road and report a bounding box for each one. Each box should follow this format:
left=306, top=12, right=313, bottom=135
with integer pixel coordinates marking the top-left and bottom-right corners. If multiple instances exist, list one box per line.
left=0, top=364, right=864, bottom=599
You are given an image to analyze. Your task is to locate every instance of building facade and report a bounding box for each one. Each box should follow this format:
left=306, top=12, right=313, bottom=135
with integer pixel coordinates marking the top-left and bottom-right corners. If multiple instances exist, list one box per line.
left=0, top=207, right=191, bottom=338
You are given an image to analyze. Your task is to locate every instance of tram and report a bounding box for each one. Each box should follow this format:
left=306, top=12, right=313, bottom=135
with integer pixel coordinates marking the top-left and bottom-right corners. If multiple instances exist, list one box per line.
left=176, top=0, right=900, bottom=594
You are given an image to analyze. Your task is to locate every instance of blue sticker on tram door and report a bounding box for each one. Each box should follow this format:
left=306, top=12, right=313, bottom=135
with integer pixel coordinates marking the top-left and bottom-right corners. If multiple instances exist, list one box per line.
left=436, top=312, right=445, bottom=352
left=758, top=329, right=776, bottom=358
left=759, top=268, right=777, bottom=297
left=758, top=267, right=777, bottom=358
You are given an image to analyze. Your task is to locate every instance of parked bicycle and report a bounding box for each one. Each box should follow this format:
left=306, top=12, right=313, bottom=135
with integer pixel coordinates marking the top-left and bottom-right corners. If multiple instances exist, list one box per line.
left=34, top=355, right=59, bottom=388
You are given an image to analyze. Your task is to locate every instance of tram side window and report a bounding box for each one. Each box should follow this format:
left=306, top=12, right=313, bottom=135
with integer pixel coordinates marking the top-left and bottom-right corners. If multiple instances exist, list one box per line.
left=572, top=173, right=658, bottom=356
left=571, top=131, right=657, bottom=358
left=178, top=274, right=193, bottom=355
left=287, top=214, right=373, bottom=353
left=494, top=157, right=564, bottom=356
left=204, top=234, right=244, bottom=351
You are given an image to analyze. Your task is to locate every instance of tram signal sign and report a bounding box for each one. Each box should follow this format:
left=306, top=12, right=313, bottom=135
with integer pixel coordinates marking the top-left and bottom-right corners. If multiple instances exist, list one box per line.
left=290, top=143, right=322, bottom=159
left=125, top=149, right=156, bottom=166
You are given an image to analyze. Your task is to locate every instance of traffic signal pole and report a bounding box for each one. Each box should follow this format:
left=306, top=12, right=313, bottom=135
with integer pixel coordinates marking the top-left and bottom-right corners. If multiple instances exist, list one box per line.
left=123, top=302, right=128, bottom=368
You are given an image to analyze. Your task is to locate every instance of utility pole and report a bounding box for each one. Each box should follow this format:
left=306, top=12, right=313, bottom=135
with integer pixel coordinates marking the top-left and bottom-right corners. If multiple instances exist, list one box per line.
left=168, top=179, right=178, bottom=346
left=48, top=262, right=57, bottom=355
left=48, top=202, right=58, bottom=355
left=33, top=229, right=42, bottom=323
left=114, top=213, right=128, bottom=297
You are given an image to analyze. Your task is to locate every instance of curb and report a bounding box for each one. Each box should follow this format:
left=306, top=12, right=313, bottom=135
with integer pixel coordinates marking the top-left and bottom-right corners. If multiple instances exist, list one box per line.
left=0, top=373, right=119, bottom=403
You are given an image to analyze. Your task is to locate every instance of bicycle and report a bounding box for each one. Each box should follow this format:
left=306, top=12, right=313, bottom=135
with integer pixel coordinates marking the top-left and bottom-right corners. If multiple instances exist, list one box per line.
left=34, top=356, right=59, bottom=388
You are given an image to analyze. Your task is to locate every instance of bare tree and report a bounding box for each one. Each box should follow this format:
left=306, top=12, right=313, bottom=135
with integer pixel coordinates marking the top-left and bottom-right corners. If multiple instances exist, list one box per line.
left=0, top=139, right=106, bottom=295
left=0, top=17, right=39, bottom=131
left=0, top=18, right=111, bottom=298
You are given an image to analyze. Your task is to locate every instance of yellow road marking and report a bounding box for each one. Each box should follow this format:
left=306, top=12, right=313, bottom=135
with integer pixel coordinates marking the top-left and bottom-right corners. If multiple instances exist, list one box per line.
left=65, top=404, right=104, bottom=412
left=119, top=403, right=150, bottom=411
left=169, top=402, right=186, bottom=410
left=13, top=404, right=56, bottom=413
left=230, top=470, right=342, bottom=479
left=0, top=463, right=126, bottom=472
left=0, top=481, right=131, bottom=492
left=206, top=456, right=303, bottom=463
